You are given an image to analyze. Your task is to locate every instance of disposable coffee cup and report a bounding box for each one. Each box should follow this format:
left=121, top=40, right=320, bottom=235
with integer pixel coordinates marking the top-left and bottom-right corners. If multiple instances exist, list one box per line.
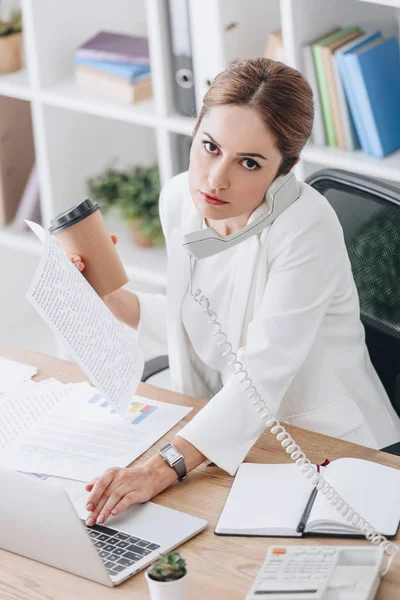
left=49, top=199, right=128, bottom=297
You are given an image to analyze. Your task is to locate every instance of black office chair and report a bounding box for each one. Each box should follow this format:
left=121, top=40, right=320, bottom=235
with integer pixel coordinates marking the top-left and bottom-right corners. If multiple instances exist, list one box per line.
left=306, top=169, right=400, bottom=455
left=142, top=168, right=400, bottom=454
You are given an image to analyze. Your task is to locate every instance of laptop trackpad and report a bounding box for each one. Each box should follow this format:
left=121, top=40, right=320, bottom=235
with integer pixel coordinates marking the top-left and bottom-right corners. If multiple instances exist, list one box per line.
left=73, top=493, right=207, bottom=546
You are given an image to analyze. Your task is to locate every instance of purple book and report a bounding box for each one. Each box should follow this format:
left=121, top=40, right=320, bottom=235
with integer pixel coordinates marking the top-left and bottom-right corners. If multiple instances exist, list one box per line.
left=76, top=31, right=150, bottom=65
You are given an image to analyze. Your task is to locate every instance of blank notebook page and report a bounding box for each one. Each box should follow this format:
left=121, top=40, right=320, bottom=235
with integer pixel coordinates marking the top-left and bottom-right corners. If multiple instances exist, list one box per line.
left=309, top=457, right=400, bottom=535
left=215, top=463, right=315, bottom=536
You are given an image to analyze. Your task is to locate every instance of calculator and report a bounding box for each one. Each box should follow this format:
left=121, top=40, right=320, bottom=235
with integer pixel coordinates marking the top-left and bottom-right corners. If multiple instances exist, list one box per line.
left=246, top=545, right=385, bottom=600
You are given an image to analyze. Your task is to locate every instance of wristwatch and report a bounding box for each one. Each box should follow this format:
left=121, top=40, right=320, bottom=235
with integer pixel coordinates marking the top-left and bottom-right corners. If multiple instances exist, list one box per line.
left=159, top=442, right=188, bottom=482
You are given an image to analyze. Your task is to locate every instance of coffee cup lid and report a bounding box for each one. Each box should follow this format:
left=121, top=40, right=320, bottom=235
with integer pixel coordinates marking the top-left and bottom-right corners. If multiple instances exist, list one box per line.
left=49, top=198, right=100, bottom=234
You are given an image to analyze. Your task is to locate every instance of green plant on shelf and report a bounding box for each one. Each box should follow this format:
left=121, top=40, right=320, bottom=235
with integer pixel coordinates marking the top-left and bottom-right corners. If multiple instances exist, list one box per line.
left=87, top=164, right=164, bottom=248
left=147, top=552, right=187, bottom=582
left=0, top=4, right=22, bottom=37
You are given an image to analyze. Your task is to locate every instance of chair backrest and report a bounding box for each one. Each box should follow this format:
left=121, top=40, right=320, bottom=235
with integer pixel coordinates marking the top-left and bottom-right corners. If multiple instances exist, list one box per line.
left=306, top=169, right=400, bottom=417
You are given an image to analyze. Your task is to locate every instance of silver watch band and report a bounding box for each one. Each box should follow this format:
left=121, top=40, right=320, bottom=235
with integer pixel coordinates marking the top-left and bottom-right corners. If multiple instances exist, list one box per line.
left=159, top=443, right=188, bottom=482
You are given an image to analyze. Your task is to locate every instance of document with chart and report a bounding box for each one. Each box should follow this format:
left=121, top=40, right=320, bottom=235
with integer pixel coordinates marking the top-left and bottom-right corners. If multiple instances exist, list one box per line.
left=0, top=384, right=192, bottom=481
left=24, top=220, right=144, bottom=420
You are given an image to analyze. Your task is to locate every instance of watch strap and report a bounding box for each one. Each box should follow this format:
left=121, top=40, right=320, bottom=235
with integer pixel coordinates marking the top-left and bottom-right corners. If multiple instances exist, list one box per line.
left=160, top=443, right=188, bottom=482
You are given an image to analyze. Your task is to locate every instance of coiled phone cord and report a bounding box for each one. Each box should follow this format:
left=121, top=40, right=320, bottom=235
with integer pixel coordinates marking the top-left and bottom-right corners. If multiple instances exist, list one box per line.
left=189, top=257, right=399, bottom=575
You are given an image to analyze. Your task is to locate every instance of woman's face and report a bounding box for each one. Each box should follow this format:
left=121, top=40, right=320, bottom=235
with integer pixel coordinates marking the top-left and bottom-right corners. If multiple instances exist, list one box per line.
left=189, top=105, right=283, bottom=228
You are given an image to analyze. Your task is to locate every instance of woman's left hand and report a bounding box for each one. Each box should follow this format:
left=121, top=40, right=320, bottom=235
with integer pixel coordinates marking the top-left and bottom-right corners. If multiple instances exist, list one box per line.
left=84, top=464, right=159, bottom=526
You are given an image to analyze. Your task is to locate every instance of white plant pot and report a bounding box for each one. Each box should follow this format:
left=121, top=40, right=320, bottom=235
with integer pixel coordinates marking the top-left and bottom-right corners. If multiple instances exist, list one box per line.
left=145, top=570, right=188, bottom=600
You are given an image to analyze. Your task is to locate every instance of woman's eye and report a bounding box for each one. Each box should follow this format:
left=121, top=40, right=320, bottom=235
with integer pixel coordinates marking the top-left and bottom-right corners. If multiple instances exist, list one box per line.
left=203, top=141, right=219, bottom=154
left=242, top=158, right=260, bottom=171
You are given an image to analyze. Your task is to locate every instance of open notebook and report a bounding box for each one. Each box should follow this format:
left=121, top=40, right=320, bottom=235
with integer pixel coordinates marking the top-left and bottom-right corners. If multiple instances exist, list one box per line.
left=215, top=458, right=400, bottom=537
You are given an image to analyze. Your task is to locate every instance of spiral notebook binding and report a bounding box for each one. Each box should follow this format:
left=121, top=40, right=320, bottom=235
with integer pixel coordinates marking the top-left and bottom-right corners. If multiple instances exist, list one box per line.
left=189, top=257, right=399, bottom=575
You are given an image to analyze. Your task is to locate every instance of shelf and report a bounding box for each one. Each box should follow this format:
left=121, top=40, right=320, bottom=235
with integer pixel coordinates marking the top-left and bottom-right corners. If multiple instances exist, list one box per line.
left=0, top=225, right=42, bottom=254
left=0, top=69, right=32, bottom=101
left=163, top=113, right=196, bottom=136
left=104, top=214, right=167, bottom=289
left=357, top=0, right=400, bottom=5
left=40, top=77, right=158, bottom=127
left=301, top=144, right=400, bottom=183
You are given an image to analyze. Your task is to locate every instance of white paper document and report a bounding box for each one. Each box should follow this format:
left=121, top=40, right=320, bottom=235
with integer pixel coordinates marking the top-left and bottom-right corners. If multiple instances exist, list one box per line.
left=0, top=378, right=88, bottom=448
left=0, top=356, right=38, bottom=394
left=25, top=220, right=144, bottom=418
left=20, top=472, right=87, bottom=502
left=1, top=386, right=192, bottom=481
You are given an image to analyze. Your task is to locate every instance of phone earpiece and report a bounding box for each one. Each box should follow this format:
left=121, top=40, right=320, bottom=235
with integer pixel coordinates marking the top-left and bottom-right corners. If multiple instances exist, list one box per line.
left=183, top=172, right=300, bottom=260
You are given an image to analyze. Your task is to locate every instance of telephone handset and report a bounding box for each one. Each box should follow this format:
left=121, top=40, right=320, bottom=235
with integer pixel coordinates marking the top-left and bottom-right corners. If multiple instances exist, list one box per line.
left=183, top=171, right=300, bottom=260
left=182, top=170, right=399, bottom=575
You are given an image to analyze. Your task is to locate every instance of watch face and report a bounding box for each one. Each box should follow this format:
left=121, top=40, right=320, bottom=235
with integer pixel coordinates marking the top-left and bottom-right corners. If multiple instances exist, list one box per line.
left=164, top=445, right=181, bottom=463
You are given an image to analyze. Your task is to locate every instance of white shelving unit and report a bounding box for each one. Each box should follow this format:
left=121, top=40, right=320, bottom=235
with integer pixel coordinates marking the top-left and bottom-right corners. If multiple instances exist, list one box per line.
left=1, top=0, right=399, bottom=357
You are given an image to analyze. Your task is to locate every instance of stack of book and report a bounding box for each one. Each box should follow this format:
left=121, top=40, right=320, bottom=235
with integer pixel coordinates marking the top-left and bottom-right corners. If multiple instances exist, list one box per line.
left=74, top=31, right=152, bottom=104
left=304, top=27, right=400, bottom=158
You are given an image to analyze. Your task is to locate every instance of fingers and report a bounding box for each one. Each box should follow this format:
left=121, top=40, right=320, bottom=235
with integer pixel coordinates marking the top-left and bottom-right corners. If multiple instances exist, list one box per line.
left=93, top=485, right=137, bottom=525
left=85, top=476, right=99, bottom=501
left=85, top=469, right=116, bottom=524
left=86, top=485, right=122, bottom=525
left=109, top=491, right=137, bottom=517
left=69, top=254, right=84, bottom=272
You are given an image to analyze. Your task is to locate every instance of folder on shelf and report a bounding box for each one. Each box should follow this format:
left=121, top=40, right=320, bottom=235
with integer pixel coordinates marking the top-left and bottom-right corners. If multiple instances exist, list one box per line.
left=188, top=0, right=272, bottom=115
left=341, top=36, right=400, bottom=158
left=188, top=0, right=224, bottom=114
left=303, top=28, right=340, bottom=147
left=312, top=27, right=362, bottom=147
left=303, top=43, right=328, bottom=146
left=167, top=0, right=196, bottom=117
left=321, top=29, right=362, bottom=150
left=176, top=134, right=192, bottom=172
left=336, top=31, right=382, bottom=156
left=332, top=34, right=367, bottom=152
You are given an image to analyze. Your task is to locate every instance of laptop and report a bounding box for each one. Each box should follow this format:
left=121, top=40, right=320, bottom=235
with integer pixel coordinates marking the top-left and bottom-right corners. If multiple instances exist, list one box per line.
left=0, top=468, right=208, bottom=586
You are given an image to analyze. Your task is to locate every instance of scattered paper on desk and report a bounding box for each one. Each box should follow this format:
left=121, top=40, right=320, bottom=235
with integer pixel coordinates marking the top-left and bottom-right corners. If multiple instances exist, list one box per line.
left=25, top=220, right=144, bottom=419
left=0, top=378, right=93, bottom=448
left=1, top=387, right=192, bottom=481
left=20, top=472, right=87, bottom=502
left=0, top=356, right=38, bottom=394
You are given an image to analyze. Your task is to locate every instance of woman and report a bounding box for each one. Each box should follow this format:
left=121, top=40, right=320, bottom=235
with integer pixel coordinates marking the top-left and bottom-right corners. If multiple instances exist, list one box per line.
left=72, top=58, right=400, bottom=527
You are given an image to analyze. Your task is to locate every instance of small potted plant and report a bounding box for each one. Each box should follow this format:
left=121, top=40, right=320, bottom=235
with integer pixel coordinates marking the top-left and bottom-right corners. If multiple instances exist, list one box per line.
left=145, top=552, right=188, bottom=600
left=87, top=164, right=164, bottom=247
left=0, top=2, right=23, bottom=74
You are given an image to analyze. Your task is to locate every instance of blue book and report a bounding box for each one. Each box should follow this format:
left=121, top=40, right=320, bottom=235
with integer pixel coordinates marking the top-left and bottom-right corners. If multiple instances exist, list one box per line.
left=336, top=31, right=382, bottom=155
left=74, top=57, right=150, bottom=82
left=342, top=37, right=400, bottom=157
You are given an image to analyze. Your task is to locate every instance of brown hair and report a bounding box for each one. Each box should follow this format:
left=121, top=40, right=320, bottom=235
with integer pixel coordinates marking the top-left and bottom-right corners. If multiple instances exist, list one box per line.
left=193, top=58, right=314, bottom=175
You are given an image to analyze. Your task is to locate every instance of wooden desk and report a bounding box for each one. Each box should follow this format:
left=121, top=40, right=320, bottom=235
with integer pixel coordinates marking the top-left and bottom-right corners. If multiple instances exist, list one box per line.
left=1, top=342, right=400, bottom=599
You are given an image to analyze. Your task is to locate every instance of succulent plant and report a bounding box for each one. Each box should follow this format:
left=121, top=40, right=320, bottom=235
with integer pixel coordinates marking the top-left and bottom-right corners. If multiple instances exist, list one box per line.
left=147, top=552, right=187, bottom=582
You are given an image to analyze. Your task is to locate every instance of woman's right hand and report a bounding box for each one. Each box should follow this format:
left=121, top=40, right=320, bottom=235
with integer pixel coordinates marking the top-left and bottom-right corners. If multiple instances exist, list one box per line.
left=69, top=235, right=118, bottom=271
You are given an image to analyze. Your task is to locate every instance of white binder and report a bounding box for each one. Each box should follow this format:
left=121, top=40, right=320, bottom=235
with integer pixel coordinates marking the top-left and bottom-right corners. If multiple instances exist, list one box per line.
left=188, top=0, right=278, bottom=115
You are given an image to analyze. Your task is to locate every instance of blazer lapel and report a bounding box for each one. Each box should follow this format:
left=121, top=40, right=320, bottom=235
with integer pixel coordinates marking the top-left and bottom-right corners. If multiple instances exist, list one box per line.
left=166, top=212, right=202, bottom=393
left=227, top=202, right=269, bottom=353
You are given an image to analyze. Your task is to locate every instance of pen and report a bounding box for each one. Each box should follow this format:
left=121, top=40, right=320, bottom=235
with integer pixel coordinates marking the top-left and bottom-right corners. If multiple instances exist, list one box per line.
left=296, top=486, right=318, bottom=534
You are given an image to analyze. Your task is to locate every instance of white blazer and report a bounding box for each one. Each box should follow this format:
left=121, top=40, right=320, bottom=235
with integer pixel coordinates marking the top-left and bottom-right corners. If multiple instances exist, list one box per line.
left=135, top=171, right=400, bottom=475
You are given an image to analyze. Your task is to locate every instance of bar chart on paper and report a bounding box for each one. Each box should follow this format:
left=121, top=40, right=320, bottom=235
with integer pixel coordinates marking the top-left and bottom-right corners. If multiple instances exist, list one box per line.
left=88, top=394, right=158, bottom=424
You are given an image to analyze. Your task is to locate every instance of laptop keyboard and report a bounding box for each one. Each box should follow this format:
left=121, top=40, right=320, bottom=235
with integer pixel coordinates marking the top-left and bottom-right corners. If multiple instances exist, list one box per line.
left=82, top=521, right=160, bottom=577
